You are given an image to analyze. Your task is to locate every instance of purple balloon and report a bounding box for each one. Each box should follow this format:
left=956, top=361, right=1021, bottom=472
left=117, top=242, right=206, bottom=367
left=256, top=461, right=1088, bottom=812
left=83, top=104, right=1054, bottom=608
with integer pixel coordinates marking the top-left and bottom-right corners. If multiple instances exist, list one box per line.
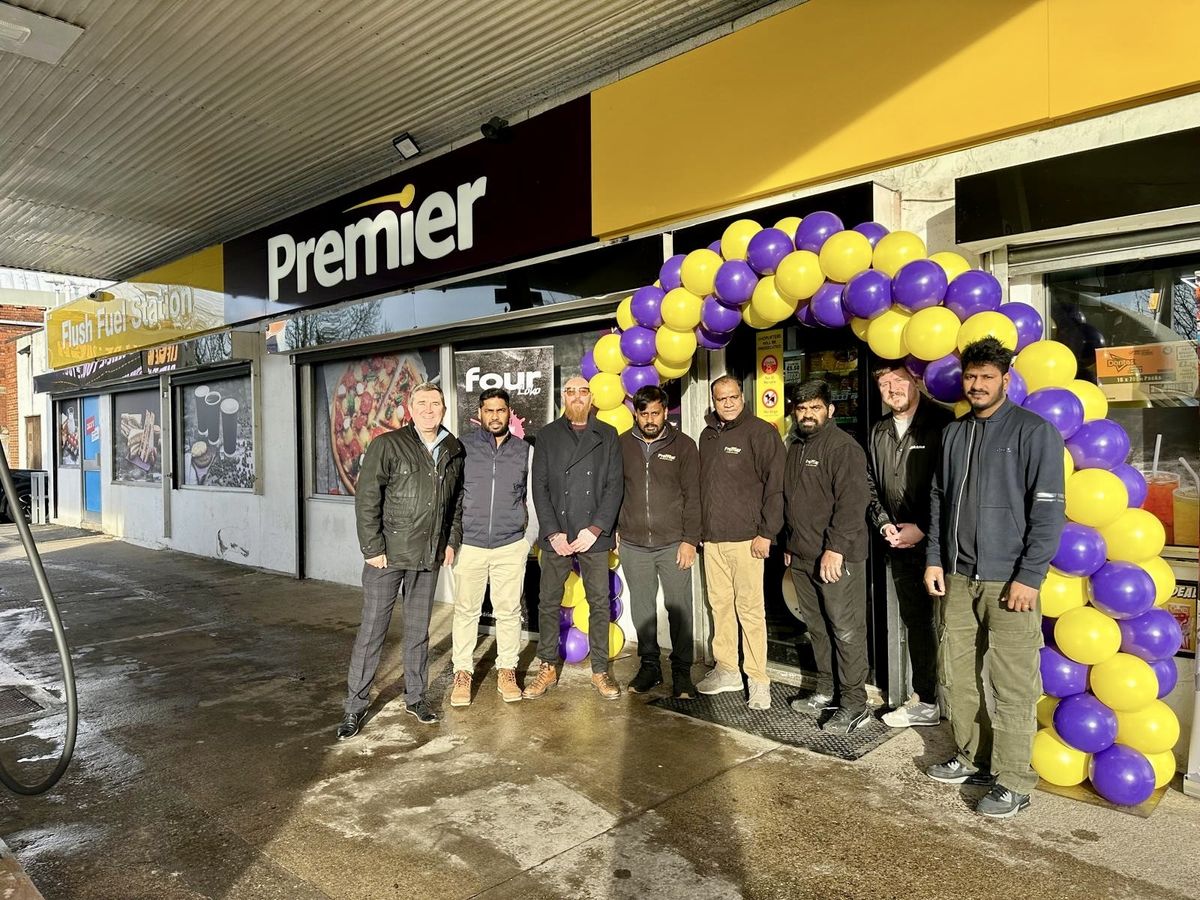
left=924, top=353, right=963, bottom=403
left=843, top=269, right=893, bottom=319
left=1042, top=617, right=1057, bottom=643
left=1090, top=561, right=1156, bottom=620
left=701, top=295, right=742, bottom=333
left=559, top=606, right=575, bottom=629
left=1040, top=644, right=1090, bottom=698
left=581, top=350, right=599, bottom=381
left=1112, top=463, right=1149, bottom=508
left=1054, top=693, right=1119, bottom=754
left=610, top=596, right=623, bottom=621
left=1119, top=608, right=1184, bottom=660
left=713, top=260, right=758, bottom=308
left=944, top=270, right=1003, bottom=320
left=809, top=281, right=850, bottom=328
left=853, top=221, right=889, bottom=248
left=1022, top=388, right=1085, bottom=440
left=745, top=228, right=793, bottom=275
left=1089, top=744, right=1156, bottom=806
left=1052, top=523, right=1108, bottom=577
left=1067, top=419, right=1131, bottom=471
left=621, top=364, right=659, bottom=396
left=904, top=355, right=929, bottom=379
left=619, top=326, right=657, bottom=366
left=795, top=302, right=819, bottom=327
left=561, top=626, right=590, bottom=663
left=609, top=571, right=623, bottom=600
left=695, top=326, right=732, bottom=351
left=1149, top=657, right=1178, bottom=698
left=707, top=240, right=724, bottom=256
left=794, top=211, right=844, bottom=253
left=1000, top=302, right=1044, bottom=351
left=891, top=259, right=948, bottom=311
left=631, top=286, right=665, bottom=329
left=1006, top=366, right=1029, bottom=406
left=659, top=254, right=685, bottom=291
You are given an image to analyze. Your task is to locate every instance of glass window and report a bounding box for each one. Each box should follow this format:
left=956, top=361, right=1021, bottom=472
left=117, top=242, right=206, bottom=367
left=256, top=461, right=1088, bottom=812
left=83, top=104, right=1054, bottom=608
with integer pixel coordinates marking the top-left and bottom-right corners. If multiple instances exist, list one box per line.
left=112, top=388, right=162, bottom=484
left=179, top=374, right=255, bottom=489
left=311, top=349, right=441, bottom=496
left=56, top=400, right=80, bottom=467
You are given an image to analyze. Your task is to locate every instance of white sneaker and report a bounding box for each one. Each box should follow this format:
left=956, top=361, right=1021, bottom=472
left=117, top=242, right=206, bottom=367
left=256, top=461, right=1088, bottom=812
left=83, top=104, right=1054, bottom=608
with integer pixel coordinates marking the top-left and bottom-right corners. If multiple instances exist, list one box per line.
left=882, top=701, right=940, bottom=728
left=696, top=667, right=743, bottom=695
left=747, top=682, right=771, bottom=710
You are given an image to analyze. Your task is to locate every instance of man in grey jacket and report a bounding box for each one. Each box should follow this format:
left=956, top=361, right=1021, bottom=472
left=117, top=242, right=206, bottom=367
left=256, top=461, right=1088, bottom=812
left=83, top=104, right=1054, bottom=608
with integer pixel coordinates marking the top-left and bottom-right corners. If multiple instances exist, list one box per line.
left=924, top=338, right=1066, bottom=819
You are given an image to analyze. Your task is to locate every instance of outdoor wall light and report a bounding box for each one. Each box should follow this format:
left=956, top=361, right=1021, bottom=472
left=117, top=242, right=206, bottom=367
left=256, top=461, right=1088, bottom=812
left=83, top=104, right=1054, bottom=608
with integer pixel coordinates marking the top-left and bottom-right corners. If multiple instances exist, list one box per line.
left=481, top=116, right=509, bottom=141
left=392, top=133, right=420, bottom=160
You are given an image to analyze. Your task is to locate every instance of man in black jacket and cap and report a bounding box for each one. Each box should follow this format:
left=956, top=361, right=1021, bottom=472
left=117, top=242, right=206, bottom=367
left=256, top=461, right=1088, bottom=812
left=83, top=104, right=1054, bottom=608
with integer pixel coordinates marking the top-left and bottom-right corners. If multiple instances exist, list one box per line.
left=524, top=375, right=624, bottom=700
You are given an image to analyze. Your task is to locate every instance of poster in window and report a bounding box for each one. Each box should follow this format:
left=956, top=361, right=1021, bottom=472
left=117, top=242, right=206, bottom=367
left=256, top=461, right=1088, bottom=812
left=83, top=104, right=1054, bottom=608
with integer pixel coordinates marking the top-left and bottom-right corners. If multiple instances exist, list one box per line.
left=57, top=401, right=80, bottom=467
left=113, top=389, right=162, bottom=484
left=454, top=347, right=554, bottom=441
left=180, top=374, right=255, bottom=489
left=312, top=350, right=441, bottom=496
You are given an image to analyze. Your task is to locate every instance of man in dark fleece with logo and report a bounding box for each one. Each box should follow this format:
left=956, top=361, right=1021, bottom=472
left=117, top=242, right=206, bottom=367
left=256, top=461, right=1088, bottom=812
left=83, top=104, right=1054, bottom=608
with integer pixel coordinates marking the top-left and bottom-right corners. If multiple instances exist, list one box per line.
left=782, top=380, right=872, bottom=734
left=924, top=337, right=1065, bottom=819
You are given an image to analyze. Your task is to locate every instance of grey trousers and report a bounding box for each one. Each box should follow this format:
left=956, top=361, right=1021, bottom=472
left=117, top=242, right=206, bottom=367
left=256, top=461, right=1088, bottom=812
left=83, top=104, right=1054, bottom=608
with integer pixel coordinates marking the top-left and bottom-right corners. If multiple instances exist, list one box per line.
left=620, top=543, right=694, bottom=670
left=789, top=556, right=869, bottom=711
left=345, top=563, right=440, bottom=713
left=538, top=550, right=611, bottom=674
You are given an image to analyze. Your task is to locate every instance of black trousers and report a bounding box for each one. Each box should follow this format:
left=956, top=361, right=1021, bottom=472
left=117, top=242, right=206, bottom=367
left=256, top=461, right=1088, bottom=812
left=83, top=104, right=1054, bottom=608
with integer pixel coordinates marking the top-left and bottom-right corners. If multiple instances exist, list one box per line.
left=538, top=549, right=612, bottom=674
left=789, top=556, right=869, bottom=710
left=619, top=542, right=694, bottom=671
left=890, top=549, right=939, bottom=705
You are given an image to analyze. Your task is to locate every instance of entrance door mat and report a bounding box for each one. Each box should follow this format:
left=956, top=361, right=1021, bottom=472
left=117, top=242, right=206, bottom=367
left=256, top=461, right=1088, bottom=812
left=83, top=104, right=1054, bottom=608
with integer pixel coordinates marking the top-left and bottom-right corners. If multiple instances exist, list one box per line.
left=649, top=683, right=901, bottom=761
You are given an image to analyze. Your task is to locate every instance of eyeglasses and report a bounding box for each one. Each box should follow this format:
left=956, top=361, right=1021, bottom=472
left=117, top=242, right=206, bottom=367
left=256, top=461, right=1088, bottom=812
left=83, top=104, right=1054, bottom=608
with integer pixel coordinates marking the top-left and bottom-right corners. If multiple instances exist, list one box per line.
left=564, top=387, right=591, bottom=396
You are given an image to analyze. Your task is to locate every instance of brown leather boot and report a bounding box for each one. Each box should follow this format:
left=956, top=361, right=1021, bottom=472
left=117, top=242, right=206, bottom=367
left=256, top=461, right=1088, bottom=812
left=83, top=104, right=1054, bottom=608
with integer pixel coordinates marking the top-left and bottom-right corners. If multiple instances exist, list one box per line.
left=522, top=661, right=558, bottom=699
left=450, top=670, right=472, bottom=708
left=496, top=668, right=522, bottom=703
left=591, top=672, right=621, bottom=700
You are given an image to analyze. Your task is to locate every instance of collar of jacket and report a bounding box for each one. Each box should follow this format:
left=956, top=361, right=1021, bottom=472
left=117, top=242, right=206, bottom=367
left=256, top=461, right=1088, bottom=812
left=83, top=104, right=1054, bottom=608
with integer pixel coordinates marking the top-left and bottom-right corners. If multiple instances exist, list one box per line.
left=632, top=421, right=676, bottom=447
left=969, top=397, right=1015, bottom=424
left=472, top=426, right=516, bottom=450
left=705, top=404, right=750, bottom=431
left=792, top=420, right=838, bottom=449
left=879, top=396, right=937, bottom=439
left=399, top=423, right=462, bottom=457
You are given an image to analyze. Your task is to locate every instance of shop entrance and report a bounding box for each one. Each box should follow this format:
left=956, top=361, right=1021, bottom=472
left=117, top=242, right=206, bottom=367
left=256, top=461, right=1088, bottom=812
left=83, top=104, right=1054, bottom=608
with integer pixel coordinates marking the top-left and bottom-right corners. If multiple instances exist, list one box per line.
left=81, top=395, right=102, bottom=525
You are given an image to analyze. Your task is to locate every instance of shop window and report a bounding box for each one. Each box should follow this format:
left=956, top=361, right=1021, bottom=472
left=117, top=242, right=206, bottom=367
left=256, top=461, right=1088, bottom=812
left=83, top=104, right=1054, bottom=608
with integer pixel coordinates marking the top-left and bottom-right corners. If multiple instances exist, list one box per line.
left=1048, top=253, right=1200, bottom=551
left=112, top=388, right=162, bottom=485
left=311, top=349, right=441, bottom=497
left=178, top=373, right=255, bottom=490
left=56, top=399, right=80, bottom=467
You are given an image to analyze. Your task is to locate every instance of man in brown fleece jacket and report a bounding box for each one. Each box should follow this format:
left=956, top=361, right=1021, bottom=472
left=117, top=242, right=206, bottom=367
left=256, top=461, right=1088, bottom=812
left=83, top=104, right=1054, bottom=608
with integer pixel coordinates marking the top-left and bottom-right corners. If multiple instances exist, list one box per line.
left=697, top=375, right=785, bottom=710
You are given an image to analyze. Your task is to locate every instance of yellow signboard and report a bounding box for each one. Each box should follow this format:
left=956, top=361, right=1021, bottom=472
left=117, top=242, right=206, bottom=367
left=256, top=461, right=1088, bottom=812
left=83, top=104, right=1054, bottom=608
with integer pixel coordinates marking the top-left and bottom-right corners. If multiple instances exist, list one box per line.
left=755, top=329, right=786, bottom=438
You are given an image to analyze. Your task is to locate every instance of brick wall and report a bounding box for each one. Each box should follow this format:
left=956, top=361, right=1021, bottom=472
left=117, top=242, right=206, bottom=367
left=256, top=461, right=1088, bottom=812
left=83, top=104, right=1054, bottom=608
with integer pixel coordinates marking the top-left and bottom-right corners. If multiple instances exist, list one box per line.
left=0, top=305, right=45, bottom=461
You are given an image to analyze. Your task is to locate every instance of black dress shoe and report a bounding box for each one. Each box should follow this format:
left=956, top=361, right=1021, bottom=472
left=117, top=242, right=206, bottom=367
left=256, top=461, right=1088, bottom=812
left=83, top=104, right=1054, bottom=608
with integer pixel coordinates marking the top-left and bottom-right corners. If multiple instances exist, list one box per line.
left=671, top=669, right=698, bottom=700
left=405, top=699, right=440, bottom=725
left=336, top=710, right=365, bottom=740
left=628, top=664, right=663, bottom=694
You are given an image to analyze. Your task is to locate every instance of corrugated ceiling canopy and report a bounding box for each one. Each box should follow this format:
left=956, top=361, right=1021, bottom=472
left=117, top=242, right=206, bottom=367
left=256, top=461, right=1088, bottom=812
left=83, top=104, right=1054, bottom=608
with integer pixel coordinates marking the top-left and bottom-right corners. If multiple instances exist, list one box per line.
left=0, top=0, right=788, bottom=280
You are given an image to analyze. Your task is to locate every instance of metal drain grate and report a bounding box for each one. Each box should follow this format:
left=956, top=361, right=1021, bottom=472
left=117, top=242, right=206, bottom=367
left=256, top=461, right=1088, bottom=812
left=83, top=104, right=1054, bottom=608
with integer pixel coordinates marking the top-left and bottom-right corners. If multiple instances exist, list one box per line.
left=650, top=683, right=901, bottom=761
left=0, top=687, right=42, bottom=720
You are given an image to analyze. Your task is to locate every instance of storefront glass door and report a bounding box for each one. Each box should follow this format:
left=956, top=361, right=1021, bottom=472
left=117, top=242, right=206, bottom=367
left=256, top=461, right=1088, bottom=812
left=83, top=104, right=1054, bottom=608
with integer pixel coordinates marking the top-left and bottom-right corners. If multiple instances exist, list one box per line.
left=81, top=395, right=102, bottom=523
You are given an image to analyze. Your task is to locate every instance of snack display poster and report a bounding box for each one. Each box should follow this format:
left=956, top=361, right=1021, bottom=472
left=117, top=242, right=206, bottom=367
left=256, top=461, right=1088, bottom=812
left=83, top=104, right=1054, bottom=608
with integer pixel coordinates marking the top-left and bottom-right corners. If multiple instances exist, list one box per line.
left=312, top=349, right=441, bottom=496
left=57, top=399, right=80, bottom=467
left=180, top=374, right=255, bottom=489
left=112, top=389, right=162, bottom=484
left=454, top=346, right=554, bottom=442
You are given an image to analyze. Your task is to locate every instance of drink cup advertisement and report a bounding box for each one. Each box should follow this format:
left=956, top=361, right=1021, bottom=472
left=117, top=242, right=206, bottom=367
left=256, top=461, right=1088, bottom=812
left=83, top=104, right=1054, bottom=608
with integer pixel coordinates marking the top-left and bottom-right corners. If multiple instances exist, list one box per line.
left=181, top=375, right=254, bottom=488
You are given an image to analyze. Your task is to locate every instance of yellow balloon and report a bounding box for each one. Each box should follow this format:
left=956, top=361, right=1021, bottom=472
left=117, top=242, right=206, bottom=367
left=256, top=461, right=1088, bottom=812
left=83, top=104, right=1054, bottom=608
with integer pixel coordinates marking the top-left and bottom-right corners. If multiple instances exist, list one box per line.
left=1067, top=379, right=1108, bottom=422
left=561, top=572, right=584, bottom=607
left=929, top=251, right=971, bottom=283
left=750, top=275, right=798, bottom=323
left=775, top=250, right=825, bottom=302
left=608, top=622, right=626, bottom=658
left=1032, top=727, right=1090, bottom=786
left=872, top=230, right=926, bottom=277
left=1054, top=606, right=1122, bottom=666
left=904, top=306, right=961, bottom=361
left=849, top=316, right=871, bottom=341
left=593, top=333, right=626, bottom=374
left=1063, top=447, right=1075, bottom=482
left=956, top=310, right=1019, bottom=353
left=654, top=357, right=690, bottom=381
left=1014, top=340, right=1078, bottom=393
left=1099, top=508, right=1166, bottom=563
left=1116, top=700, right=1180, bottom=755
left=680, top=248, right=723, bottom=297
left=1041, top=568, right=1088, bottom=617
left=608, top=550, right=620, bottom=570
left=720, top=219, right=762, bottom=261
left=589, top=372, right=625, bottom=411
left=866, top=305, right=912, bottom=360
left=818, top=230, right=873, bottom=283
left=742, top=303, right=775, bottom=329
left=953, top=399, right=971, bottom=418
left=595, top=403, right=634, bottom=434
left=615, top=296, right=635, bottom=332
left=773, top=216, right=802, bottom=240
left=1138, top=556, right=1176, bottom=607
left=661, top=287, right=704, bottom=331
left=1146, top=749, right=1177, bottom=789
left=1065, top=469, right=1129, bottom=529
left=655, top=326, right=697, bottom=365
left=1091, top=653, right=1159, bottom=712
left=572, top=599, right=592, bottom=634
left=1037, top=694, right=1060, bottom=729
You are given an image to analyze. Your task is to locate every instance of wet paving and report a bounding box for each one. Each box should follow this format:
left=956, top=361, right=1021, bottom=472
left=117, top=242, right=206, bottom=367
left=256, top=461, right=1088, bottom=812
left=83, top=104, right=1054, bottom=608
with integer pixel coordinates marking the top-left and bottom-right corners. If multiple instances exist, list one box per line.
left=2, top=524, right=1199, bottom=900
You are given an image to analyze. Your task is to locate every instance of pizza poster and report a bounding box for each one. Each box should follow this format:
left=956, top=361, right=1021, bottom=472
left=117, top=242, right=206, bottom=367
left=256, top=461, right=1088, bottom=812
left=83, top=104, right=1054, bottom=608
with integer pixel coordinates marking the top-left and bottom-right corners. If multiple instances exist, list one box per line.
left=313, top=349, right=441, bottom=496
left=454, top=347, right=554, bottom=442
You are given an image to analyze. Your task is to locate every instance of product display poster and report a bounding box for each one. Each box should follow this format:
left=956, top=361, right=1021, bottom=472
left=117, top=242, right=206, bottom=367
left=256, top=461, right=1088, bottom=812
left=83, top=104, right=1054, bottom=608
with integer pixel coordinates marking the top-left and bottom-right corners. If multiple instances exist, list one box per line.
left=113, top=389, right=162, bottom=484
left=455, top=346, right=554, bottom=441
left=313, top=349, right=441, bottom=496
left=181, top=374, right=255, bottom=488
left=57, top=401, right=80, bottom=467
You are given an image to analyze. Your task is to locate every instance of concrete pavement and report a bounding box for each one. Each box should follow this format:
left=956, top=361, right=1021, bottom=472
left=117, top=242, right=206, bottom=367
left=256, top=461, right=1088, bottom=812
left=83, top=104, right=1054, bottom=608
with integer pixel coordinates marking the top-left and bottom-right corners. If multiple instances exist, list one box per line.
left=1, top=524, right=1198, bottom=900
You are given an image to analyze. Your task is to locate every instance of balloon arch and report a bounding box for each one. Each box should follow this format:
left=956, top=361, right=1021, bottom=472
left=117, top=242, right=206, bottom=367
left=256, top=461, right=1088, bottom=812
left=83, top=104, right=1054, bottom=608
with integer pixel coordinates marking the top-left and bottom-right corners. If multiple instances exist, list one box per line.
left=563, top=211, right=1183, bottom=807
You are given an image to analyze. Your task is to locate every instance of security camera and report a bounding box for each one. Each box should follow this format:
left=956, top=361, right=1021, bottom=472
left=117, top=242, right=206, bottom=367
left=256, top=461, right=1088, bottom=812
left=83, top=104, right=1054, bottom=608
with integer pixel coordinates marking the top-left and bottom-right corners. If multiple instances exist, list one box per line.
left=480, top=116, right=509, bottom=141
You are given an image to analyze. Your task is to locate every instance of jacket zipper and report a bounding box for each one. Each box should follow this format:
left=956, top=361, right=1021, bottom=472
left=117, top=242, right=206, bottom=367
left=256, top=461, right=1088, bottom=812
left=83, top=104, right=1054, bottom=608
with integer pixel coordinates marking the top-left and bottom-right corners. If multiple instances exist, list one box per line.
left=488, top=445, right=497, bottom=550
left=644, top=453, right=652, bottom=547
left=949, top=420, right=975, bottom=576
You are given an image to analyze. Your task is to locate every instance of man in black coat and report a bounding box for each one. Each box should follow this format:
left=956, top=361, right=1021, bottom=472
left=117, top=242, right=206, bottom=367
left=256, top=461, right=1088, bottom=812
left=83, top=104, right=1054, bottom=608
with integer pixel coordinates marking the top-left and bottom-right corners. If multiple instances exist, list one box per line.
left=525, top=375, right=624, bottom=700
